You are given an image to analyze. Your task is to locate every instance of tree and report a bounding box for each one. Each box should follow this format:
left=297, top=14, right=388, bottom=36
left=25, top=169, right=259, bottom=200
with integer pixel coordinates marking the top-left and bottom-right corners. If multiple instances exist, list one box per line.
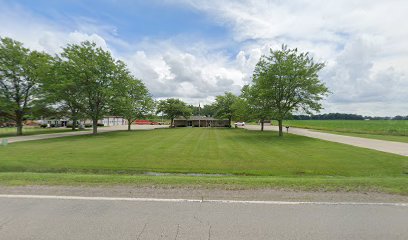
left=0, top=37, right=52, bottom=135
left=112, top=74, right=153, bottom=131
left=201, top=104, right=216, bottom=117
left=40, top=55, right=85, bottom=130
left=60, top=41, right=124, bottom=134
left=213, top=92, right=239, bottom=127
left=241, top=85, right=273, bottom=131
left=252, top=45, right=329, bottom=136
left=156, top=98, right=191, bottom=127
left=230, top=97, right=251, bottom=123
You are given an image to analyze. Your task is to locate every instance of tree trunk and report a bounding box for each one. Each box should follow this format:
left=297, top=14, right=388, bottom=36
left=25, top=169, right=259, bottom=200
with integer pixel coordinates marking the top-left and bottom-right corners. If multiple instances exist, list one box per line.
left=92, top=119, right=98, bottom=135
left=278, top=119, right=283, bottom=137
left=228, top=117, right=232, bottom=128
left=127, top=119, right=132, bottom=131
left=71, top=116, right=77, bottom=131
left=16, top=113, right=23, bottom=136
left=170, top=118, right=174, bottom=128
left=261, top=119, right=264, bottom=131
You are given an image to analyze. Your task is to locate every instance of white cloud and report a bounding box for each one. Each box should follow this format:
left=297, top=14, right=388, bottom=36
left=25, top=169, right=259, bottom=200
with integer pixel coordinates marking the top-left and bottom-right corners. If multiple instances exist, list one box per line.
left=0, top=3, right=110, bottom=54
left=1, top=1, right=407, bottom=115
left=176, top=0, right=408, bottom=115
left=124, top=47, right=244, bottom=104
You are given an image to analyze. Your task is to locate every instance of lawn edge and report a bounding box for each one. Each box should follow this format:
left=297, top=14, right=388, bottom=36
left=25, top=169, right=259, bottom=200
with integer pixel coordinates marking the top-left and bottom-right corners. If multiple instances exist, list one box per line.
left=1, top=172, right=407, bottom=196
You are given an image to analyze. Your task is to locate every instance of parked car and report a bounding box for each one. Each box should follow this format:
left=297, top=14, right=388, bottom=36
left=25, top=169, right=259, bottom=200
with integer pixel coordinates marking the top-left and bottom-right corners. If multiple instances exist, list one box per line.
left=234, top=122, right=245, bottom=126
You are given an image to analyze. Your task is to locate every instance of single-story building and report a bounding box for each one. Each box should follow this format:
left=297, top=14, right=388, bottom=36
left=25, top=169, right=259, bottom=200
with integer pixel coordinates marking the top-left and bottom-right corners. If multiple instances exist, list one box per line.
left=34, top=116, right=128, bottom=127
left=100, top=116, right=128, bottom=126
left=173, top=116, right=230, bottom=127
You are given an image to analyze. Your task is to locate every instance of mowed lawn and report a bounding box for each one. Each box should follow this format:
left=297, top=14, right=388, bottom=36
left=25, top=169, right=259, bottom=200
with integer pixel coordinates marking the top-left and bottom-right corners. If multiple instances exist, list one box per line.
left=0, top=127, right=87, bottom=138
left=0, top=128, right=406, bottom=177
left=285, top=120, right=408, bottom=143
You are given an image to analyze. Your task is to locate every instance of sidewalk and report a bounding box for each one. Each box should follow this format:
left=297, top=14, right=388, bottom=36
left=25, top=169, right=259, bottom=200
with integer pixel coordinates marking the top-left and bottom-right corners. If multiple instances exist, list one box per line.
left=244, top=125, right=408, bottom=157
left=2, top=125, right=169, bottom=144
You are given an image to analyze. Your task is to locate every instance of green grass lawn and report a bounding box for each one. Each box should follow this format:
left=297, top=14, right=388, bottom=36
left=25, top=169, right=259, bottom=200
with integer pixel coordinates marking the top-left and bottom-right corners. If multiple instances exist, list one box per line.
left=0, top=128, right=407, bottom=194
left=284, top=120, right=408, bottom=142
left=0, top=127, right=88, bottom=138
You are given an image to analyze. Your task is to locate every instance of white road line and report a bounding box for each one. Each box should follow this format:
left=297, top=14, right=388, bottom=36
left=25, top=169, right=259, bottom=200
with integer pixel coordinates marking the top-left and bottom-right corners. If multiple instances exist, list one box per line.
left=0, top=194, right=407, bottom=207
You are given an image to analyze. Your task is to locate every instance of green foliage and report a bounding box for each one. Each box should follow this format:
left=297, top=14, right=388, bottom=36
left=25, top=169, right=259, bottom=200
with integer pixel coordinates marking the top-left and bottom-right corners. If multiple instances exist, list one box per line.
left=241, top=84, right=273, bottom=126
left=0, top=37, right=52, bottom=135
left=111, top=74, right=154, bottom=129
left=58, top=41, right=129, bottom=134
left=251, top=45, right=329, bottom=136
left=230, top=97, right=251, bottom=122
left=156, top=98, right=191, bottom=126
left=212, top=92, right=239, bottom=126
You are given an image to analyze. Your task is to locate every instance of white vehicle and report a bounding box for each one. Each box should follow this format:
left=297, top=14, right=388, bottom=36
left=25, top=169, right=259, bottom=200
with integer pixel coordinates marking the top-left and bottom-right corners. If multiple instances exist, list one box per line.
left=234, top=122, right=245, bottom=126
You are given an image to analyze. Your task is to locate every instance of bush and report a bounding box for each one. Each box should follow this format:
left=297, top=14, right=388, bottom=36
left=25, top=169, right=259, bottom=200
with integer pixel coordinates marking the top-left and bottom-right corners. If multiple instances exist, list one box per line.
left=84, top=124, right=92, bottom=128
left=40, top=124, right=47, bottom=128
left=97, top=123, right=104, bottom=127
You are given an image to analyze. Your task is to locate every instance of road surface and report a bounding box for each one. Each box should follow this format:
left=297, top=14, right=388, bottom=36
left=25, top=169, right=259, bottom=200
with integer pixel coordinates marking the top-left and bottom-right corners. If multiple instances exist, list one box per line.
left=2, top=125, right=169, bottom=144
left=244, top=125, right=408, bottom=156
left=0, top=194, right=407, bottom=240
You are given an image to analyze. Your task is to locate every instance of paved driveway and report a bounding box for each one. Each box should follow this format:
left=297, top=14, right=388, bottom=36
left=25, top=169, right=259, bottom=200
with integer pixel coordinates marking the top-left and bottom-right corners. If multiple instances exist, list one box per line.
left=244, top=125, right=408, bottom=156
left=0, top=195, right=407, bottom=240
left=2, top=125, right=169, bottom=144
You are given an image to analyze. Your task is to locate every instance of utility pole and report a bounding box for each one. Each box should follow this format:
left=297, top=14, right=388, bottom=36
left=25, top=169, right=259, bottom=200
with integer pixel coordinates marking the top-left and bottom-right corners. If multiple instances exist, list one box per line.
left=198, top=102, right=201, bottom=128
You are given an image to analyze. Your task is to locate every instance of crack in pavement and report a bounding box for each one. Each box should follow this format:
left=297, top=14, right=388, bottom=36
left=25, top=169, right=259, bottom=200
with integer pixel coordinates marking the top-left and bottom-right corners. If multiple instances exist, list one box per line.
left=136, top=223, right=147, bottom=240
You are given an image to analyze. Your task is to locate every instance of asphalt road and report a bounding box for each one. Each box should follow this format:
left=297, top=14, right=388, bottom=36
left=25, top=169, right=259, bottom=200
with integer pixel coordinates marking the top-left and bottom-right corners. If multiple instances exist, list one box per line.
left=0, top=196, right=407, bottom=240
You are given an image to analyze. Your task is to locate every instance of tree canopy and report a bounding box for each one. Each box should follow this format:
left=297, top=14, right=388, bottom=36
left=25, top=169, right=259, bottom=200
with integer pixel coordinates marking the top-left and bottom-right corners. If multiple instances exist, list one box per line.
left=112, top=74, right=154, bottom=130
left=58, top=41, right=129, bottom=134
left=250, top=45, right=329, bottom=136
left=156, top=98, right=191, bottom=127
left=0, top=37, right=52, bottom=135
left=212, top=92, right=239, bottom=127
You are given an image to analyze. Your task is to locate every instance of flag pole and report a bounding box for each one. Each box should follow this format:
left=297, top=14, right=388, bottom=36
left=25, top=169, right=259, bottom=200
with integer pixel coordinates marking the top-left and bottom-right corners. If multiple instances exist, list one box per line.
left=198, top=102, right=201, bottom=128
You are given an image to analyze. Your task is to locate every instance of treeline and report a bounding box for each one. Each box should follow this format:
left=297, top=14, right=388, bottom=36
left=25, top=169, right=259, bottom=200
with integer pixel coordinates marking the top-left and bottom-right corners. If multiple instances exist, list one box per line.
left=4, top=39, right=373, bottom=137
left=292, top=113, right=408, bottom=120
left=132, top=45, right=331, bottom=137
left=0, top=37, right=153, bottom=135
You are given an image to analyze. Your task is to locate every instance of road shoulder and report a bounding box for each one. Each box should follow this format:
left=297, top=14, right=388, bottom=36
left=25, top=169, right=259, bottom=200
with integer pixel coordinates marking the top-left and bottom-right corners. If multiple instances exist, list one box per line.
left=1, top=185, right=407, bottom=203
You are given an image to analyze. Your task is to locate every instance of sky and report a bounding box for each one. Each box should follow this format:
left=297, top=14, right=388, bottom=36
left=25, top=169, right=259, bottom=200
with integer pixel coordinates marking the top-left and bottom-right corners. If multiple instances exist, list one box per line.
left=0, top=0, right=407, bottom=116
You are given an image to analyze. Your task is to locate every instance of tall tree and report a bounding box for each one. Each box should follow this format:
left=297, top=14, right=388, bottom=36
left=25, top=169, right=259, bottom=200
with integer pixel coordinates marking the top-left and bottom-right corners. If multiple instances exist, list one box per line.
left=40, top=55, right=85, bottom=130
left=241, top=85, right=273, bottom=131
left=213, top=92, right=239, bottom=127
left=252, top=45, right=329, bottom=136
left=112, top=74, right=153, bottom=131
left=230, top=97, right=251, bottom=123
left=156, top=98, right=191, bottom=127
left=60, top=41, right=124, bottom=134
left=0, top=37, right=52, bottom=135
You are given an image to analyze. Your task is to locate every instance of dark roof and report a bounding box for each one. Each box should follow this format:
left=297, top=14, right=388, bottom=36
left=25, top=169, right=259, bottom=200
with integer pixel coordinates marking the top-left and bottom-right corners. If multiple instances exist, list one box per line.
left=174, top=116, right=228, bottom=121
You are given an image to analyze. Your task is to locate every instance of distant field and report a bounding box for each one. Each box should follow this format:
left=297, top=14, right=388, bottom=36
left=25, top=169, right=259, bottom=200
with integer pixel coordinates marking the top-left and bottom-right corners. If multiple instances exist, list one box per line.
left=0, top=127, right=87, bottom=138
left=0, top=128, right=407, bottom=194
left=284, top=120, right=408, bottom=142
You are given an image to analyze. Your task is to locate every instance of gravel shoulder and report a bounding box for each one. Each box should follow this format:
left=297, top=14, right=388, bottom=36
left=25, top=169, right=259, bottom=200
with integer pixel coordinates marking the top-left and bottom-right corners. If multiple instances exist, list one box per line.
left=1, top=185, right=407, bottom=203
